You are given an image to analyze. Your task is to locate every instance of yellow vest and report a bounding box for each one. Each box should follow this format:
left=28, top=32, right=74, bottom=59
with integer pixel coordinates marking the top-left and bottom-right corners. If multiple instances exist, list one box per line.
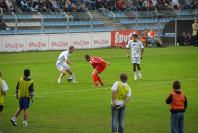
left=18, top=77, right=33, bottom=98
left=115, top=81, right=129, bottom=101
left=0, top=79, right=4, bottom=105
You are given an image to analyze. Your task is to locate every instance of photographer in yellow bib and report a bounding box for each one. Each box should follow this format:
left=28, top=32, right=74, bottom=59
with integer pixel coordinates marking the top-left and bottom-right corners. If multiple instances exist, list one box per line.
left=111, top=73, right=131, bottom=133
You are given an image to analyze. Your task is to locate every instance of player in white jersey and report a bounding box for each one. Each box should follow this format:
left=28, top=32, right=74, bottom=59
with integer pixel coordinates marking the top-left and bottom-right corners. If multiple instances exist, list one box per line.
left=126, top=32, right=144, bottom=80
left=56, top=46, right=76, bottom=84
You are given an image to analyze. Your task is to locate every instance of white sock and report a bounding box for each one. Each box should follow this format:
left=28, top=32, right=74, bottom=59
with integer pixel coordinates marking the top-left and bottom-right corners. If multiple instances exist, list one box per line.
left=71, top=74, right=76, bottom=82
left=134, top=71, right=137, bottom=80
left=58, top=73, right=64, bottom=80
left=12, top=116, right=17, bottom=121
left=138, top=70, right=142, bottom=79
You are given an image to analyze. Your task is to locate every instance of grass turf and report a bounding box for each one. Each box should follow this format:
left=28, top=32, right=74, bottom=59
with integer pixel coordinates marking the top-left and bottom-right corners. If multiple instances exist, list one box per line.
left=0, top=47, right=198, bottom=133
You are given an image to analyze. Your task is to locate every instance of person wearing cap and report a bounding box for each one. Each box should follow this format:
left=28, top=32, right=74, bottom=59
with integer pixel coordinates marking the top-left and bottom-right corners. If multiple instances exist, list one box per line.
left=166, top=80, right=188, bottom=133
left=56, top=46, right=77, bottom=84
left=126, top=32, right=144, bottom=80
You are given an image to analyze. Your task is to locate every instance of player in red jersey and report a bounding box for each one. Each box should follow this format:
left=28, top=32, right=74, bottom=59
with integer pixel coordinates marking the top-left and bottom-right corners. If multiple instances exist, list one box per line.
left=85, top=54, right=110, bottom=87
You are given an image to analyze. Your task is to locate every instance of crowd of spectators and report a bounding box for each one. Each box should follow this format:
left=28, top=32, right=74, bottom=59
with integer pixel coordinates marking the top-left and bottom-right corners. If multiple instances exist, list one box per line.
left=0, top=0, right=88, bottom=15
left=0, top=0, right=197, bottom=15
left=95, top=0, right=198, bottom=11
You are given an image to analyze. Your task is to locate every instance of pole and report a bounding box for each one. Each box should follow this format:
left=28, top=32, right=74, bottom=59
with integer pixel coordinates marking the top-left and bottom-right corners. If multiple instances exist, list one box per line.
left=175, top=18, right=177, bottom=46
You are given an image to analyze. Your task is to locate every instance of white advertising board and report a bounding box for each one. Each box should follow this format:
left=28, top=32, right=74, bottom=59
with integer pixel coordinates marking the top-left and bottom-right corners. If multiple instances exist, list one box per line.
left=0, top=32, right=111, bottom=52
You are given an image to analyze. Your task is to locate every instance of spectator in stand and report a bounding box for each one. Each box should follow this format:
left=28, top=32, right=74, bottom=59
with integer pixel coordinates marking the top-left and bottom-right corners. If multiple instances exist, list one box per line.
left=171, top=0, right=180, bottom=11
left=71, top=3, right=77, bottom=12
left=190, top=0, right=198, bottom=9
left=126, top=0, right=137, bottom=11
left=63, top=0, right=72, bottom=12
left=77, top=3, right=86, bottom=12
left=37, top=0, right=49, bottom=12
left=5, top=0, right=15, bottom=14
left=115, top=0, right=126, bottom=11
left=141, top=29, right=148, bottom=47
left=96, top=0, right=103, bottom=9
left=0, top=19, right=9, bottom=30
left=0, top=0, right=8, bottom=14
left=192, top=19, right=198, bottom=46
left=147, top=29, right=156, bottom=47
left=50, top=0, right=62, bottom=12
left=20, top=0, right=32, bottom=12
left=180, top=32, right=190, bottom=46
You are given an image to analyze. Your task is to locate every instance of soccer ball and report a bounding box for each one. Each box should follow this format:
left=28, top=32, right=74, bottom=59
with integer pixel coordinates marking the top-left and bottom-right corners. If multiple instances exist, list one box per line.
left=67, top=76, right=73, bottom=82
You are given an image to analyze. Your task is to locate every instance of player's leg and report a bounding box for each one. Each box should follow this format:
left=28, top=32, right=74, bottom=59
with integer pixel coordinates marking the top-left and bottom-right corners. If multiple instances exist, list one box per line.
left=133, top=63, right=137, bottom=80
left=92, top=69, right=99, bottom=86
left=136, top=56, right=142, bottom=80
left=10, top=108, right=22, bottom=126
left=137, top=64, right=142, bottom=80
left=132, top=57, right=138, bottom=80
left=23, top=109, right=28, bottom=127
left=57, top=63, right=66, bottom=84
left=95, top=66, right=105, bottom=86
left=66, top=69, right=77, bottom=83
left=118, top=106, right=125, bottom=133
left=22, top=97, right=30, bottom=127
left=112, top=105, right=119, bottom=133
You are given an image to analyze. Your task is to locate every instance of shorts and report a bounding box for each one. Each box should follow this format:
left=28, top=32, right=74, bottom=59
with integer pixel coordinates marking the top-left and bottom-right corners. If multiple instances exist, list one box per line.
left=0, top=105, right=4, bottom=112
left=132, top=57, right=141, bottom=64
left=19, top=97, right=30, bottom=110
left=56, top=62, right=70, bottom=71
left=96, top=64, right=106, bottom=74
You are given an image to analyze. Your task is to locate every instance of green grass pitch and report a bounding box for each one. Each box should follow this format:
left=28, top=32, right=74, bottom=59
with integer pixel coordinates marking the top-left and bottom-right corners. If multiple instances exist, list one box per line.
left=0, top=47, right=198, bottom=133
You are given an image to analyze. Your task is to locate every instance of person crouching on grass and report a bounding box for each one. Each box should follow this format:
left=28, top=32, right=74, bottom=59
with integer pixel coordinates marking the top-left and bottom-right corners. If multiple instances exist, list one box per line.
left=10, top=69, right=34, bottom=127
left=166, top=80, right=187, bottom=133
left=111, top=73, right=131, bottom=133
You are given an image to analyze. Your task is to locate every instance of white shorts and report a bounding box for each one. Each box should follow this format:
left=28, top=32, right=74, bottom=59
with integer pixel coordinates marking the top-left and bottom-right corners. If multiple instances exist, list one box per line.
left=56, top=62, right=70, bottom=71
left=132, top=57, right=141, bottom=64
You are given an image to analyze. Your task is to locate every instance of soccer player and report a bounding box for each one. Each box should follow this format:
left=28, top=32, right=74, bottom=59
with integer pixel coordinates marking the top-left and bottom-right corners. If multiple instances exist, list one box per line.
left=10, top=69, right=34, bottom=127
left=85, top=54, right=109, bottom=87
left=56, top=46, right=77, bottom=84
left=166, top=80, right=187, bottom=133
left=0, top=71, right=9, bottom=112
left=126, top=32, right=144, bottom=80
left=111, top=73, right=131, bottom=133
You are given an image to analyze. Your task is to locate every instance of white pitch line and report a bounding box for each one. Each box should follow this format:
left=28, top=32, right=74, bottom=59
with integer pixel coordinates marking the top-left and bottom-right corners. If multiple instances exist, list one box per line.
left=39, top=78, right=198, bottom=97
left=8, top=78, right=198, bottom=98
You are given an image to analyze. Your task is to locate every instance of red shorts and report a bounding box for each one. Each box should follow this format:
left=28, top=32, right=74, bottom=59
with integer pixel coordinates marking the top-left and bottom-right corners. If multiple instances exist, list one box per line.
left=96, top=64, right=106, bottom=74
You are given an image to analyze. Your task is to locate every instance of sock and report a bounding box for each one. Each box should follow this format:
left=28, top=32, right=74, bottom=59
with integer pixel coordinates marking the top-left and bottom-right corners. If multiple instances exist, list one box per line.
left=96, top=75, right=103, bottom=86
left=58, top=73, right=63, bottom=80
left=92, top=74, right=98, bottom=86
left=134, top=71, right=137, bottom=80
left=71, top=74, right=76, bottom=82
left=138, top=70, right=141, bottom=75
left=12, top=116, right=17, bottom=121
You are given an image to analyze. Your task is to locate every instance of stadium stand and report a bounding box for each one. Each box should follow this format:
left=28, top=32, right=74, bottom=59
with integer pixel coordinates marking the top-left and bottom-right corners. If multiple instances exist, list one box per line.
left=0, top=0, right=197, bottom=35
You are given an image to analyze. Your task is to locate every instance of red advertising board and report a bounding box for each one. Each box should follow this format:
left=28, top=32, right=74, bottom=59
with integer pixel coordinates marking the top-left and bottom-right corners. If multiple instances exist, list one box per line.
left=111, top=29, right=139, bottom=47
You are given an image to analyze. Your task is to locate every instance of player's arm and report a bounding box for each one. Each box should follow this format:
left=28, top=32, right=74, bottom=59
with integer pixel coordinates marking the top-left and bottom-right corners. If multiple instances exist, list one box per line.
left=2, top=80, right=9, bottom=96
left=28, top=82, right=34, bottom=102
left=65, top=59, right=73, bottom=65
left=126, top=43, right=130, bottom=58
left=140, top=42, right=144, bottom=59
left=165, top=94, right=172, bottom=104
left=141, top=48, right=144, bottom=59
left=112, top=91, right=116, bottom=107
left=16, top=81, right=19, bottom=99
left=111, top=81, right=118, bottom=107
left=123, top=88, right=131, bottom=106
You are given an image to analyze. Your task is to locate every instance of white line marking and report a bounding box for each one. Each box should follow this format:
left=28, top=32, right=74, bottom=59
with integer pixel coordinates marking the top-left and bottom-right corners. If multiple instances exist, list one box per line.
left=8, top=78, right=198, bottom=98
